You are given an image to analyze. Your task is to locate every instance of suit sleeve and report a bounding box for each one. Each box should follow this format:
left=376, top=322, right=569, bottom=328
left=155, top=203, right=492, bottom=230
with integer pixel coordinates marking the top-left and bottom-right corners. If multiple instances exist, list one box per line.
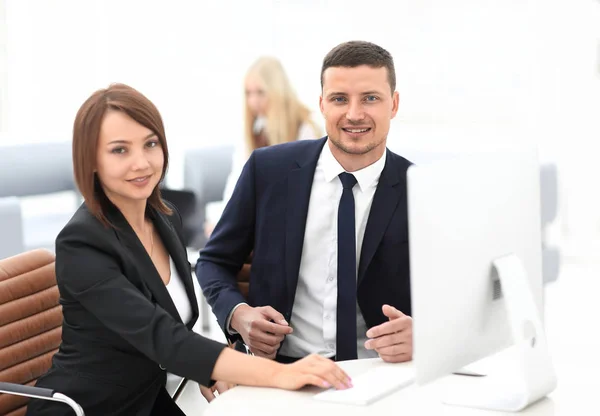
left=196, top=151, right=257, bottom=341
left=55, top=223, right=226, bottom=387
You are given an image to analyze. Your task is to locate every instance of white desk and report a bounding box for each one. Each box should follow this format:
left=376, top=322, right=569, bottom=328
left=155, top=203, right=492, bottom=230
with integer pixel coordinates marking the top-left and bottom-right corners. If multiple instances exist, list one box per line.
left=203, top=358, right=568, bottom=416
left=196, top=262, right=600, bottom=416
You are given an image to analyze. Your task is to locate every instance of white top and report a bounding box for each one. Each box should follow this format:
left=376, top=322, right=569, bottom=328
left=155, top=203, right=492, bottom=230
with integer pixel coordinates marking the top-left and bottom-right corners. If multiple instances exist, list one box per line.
left=205, top=121, right=319, bottom=225
left=165, top=257, right=193, bottom=390
left=165, top=257, right=193, bottom=325
left=278, top=141, right=386, bottom=359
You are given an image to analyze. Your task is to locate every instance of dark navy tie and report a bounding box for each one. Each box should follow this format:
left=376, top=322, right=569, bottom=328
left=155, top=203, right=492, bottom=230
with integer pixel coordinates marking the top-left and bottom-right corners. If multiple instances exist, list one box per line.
left=336, top=172, right=358, bottom=361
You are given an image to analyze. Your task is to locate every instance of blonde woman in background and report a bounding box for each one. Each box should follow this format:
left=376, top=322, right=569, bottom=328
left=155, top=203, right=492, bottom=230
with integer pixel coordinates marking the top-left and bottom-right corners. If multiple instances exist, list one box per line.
left=205, top=56, right=322, bottom=234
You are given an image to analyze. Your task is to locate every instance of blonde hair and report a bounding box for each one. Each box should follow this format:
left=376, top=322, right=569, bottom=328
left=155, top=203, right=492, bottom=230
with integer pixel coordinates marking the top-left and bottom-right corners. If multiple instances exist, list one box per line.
left=243, top=56, right=321, bottom=153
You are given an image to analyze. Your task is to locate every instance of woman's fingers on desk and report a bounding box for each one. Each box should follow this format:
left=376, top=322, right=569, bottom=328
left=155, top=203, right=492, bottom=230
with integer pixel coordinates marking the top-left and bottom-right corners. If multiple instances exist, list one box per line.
left=276, top=354, right=352, bottom=390
left=199, top=384, right=216, bottom=402
left=200, top=381, right=235, bottom=402
left=213, top=380, right=235, bottom=394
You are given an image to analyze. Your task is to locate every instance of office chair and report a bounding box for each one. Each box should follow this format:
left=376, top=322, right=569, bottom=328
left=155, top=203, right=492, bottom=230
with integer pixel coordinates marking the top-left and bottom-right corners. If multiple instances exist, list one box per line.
left=183, top=145, right=234, bottom=249
left=0, top=249, right=84, bottom=416
left=159, top=188, right=198, bottom=247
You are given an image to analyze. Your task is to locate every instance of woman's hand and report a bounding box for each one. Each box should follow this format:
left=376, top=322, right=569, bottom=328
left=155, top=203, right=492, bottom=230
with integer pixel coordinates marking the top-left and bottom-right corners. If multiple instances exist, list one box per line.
left=199, top=381, right=236, bottom=402
left=272, top=353, right=353, bottom=391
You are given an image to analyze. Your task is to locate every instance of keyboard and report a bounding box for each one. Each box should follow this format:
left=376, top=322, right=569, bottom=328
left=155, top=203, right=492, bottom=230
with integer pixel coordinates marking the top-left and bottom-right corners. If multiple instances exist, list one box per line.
left=313, top=365, right=415, bottom=406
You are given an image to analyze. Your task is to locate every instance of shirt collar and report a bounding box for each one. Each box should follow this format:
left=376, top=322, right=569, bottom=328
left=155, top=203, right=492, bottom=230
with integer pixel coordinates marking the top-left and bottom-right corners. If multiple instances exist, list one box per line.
left=320, top=139, right=387, bottom=192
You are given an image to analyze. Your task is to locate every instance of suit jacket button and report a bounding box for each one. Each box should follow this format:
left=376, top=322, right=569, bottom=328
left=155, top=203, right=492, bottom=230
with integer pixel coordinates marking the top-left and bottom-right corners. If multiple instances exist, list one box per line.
left=159, top=364, right=166, bottom=370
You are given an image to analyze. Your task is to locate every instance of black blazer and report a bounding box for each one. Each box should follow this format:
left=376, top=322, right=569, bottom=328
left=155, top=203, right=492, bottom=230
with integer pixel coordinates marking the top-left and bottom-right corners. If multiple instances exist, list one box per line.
left=197, top=138, right=413, bottom=349
left=27, top=200, right=225, bottom=416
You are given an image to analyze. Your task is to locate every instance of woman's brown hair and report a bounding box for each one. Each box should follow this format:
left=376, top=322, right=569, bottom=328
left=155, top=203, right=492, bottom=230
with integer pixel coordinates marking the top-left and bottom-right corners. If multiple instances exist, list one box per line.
left=72, top=83, right=171, bottom=226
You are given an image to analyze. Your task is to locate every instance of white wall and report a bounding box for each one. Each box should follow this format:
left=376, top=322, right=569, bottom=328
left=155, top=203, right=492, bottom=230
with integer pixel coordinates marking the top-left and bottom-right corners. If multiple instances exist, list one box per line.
left=0, top=0, right=7, bottom=133
left=2, top=0, right=599, bottom=256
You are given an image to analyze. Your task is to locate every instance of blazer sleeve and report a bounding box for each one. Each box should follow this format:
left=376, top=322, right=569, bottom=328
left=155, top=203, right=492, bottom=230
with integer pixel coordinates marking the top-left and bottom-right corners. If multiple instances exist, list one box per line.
left=55, top=221, right=226, bottom=387
left=196, top=151, right=257, bottom=339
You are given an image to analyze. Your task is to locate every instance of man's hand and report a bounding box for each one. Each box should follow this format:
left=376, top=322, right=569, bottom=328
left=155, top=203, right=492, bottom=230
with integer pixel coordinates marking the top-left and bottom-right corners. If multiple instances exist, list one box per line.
left=199, top=381, right=234, bottom=402
left=231, top=305, right=293, bottom=359
left=364, top=304, right=413, bottom=363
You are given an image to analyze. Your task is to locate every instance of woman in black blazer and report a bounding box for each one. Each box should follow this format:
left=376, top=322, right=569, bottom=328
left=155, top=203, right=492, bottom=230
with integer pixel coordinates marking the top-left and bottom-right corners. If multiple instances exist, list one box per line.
left=26, top=84, right=350, bottom=416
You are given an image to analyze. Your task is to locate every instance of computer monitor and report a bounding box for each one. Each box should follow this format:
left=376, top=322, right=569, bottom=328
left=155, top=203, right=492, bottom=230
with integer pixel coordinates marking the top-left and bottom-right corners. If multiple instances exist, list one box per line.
left=407, top=148, right=557, bottom=412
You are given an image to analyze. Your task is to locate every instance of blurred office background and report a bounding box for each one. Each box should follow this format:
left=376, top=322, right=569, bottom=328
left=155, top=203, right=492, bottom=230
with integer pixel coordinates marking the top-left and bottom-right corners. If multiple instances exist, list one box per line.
left=1, top=0, right=599, bottom=262
left=0, top=0, right=598, bottom=412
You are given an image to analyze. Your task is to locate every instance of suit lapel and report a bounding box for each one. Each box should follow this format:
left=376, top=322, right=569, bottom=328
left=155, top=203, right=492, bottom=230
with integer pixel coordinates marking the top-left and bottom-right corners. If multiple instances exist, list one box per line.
left=358, top=150, right=403, bottom=286
left=152, top=210, right=199, bottom=329
left=285, top=138, right=327, bottom=304
left=106, top=203, right=194, bottom=325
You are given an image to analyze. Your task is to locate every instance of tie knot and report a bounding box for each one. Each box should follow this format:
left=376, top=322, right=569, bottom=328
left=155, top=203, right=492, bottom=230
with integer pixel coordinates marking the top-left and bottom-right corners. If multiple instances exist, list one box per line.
left=338, top=172, right=357, bottom=190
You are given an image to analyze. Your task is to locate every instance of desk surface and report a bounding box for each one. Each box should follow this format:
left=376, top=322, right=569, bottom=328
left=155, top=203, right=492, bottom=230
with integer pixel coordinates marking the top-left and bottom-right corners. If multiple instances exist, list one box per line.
left=199, top=262, right=600, bottom=416
left=205, top=347, right=600, bottom=416
left=204, top=358, right=565, bottom=416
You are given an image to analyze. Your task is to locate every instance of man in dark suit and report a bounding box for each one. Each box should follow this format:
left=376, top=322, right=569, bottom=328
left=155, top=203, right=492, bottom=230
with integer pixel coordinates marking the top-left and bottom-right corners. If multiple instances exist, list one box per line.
left=197, top=40, right=413, bottom=364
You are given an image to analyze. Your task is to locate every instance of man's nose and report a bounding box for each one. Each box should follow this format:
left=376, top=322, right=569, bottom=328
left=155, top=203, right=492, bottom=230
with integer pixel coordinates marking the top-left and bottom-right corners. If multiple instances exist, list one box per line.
left=345, top=100, right=365, bottom=121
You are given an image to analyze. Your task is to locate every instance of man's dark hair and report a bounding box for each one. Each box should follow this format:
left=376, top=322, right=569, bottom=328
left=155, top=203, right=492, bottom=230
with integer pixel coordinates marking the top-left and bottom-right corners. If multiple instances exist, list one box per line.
left=321, top=40, right=396, bottom=93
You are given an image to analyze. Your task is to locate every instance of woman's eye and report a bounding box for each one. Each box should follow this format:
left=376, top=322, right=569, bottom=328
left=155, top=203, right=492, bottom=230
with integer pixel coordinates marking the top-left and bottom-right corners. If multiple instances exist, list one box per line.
left=111, top=147, right=126, bottom=154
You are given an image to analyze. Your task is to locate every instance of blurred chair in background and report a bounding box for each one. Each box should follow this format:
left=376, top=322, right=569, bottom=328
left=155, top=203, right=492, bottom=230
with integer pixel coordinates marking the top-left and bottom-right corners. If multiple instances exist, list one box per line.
left=540, top=163, right=560, bottom=283
left=159, top=188, right=198, bottom=248
left=0, top=197, right=23, bottom=260
left=0, top=142, right=78, bottom=253
left=183, top=145, right=234, bottom=250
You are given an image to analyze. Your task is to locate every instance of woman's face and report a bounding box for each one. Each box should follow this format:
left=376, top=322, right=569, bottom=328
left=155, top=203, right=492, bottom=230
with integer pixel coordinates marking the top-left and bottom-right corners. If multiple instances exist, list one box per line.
left=95, top=110, right=164, bottom=207
left=245, top=76, right=268, bottom=117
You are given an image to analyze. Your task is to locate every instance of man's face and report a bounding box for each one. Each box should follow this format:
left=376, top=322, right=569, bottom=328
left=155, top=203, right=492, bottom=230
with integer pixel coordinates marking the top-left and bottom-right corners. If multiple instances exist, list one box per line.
left=320, top=65, right=399, bottom=157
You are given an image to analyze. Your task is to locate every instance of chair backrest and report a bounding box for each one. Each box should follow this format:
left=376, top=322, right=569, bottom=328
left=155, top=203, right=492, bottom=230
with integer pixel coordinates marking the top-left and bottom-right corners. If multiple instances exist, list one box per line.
left=160, top=188, right=198, bottom=247
left=0, top=142, right=75, bottom=198
left=539, top=163, right=558, bottom=226
left=0, top=198, right=24, bottom=260
left=0, top=250, right=62, bottom=416
left=183, top=145, right=234, bottom=248
left=183, top=146, right=234, bottom=205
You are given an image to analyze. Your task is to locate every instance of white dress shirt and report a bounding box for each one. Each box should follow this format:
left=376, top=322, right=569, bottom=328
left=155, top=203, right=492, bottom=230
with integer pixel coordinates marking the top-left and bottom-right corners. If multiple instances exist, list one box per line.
left=165, top=257, right=193, bottom=391
left=278, top=141, right=386, bottom=359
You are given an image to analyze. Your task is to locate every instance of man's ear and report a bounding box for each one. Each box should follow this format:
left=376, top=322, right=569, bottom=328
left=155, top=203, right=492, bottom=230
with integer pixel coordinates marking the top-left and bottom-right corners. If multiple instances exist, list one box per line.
left=391, top=91, right=399, bottom=119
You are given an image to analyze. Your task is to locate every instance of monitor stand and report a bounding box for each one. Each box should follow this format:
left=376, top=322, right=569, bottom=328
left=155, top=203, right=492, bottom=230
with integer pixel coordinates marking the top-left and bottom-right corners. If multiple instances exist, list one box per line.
left=442, top=254, right=557, bottom=412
